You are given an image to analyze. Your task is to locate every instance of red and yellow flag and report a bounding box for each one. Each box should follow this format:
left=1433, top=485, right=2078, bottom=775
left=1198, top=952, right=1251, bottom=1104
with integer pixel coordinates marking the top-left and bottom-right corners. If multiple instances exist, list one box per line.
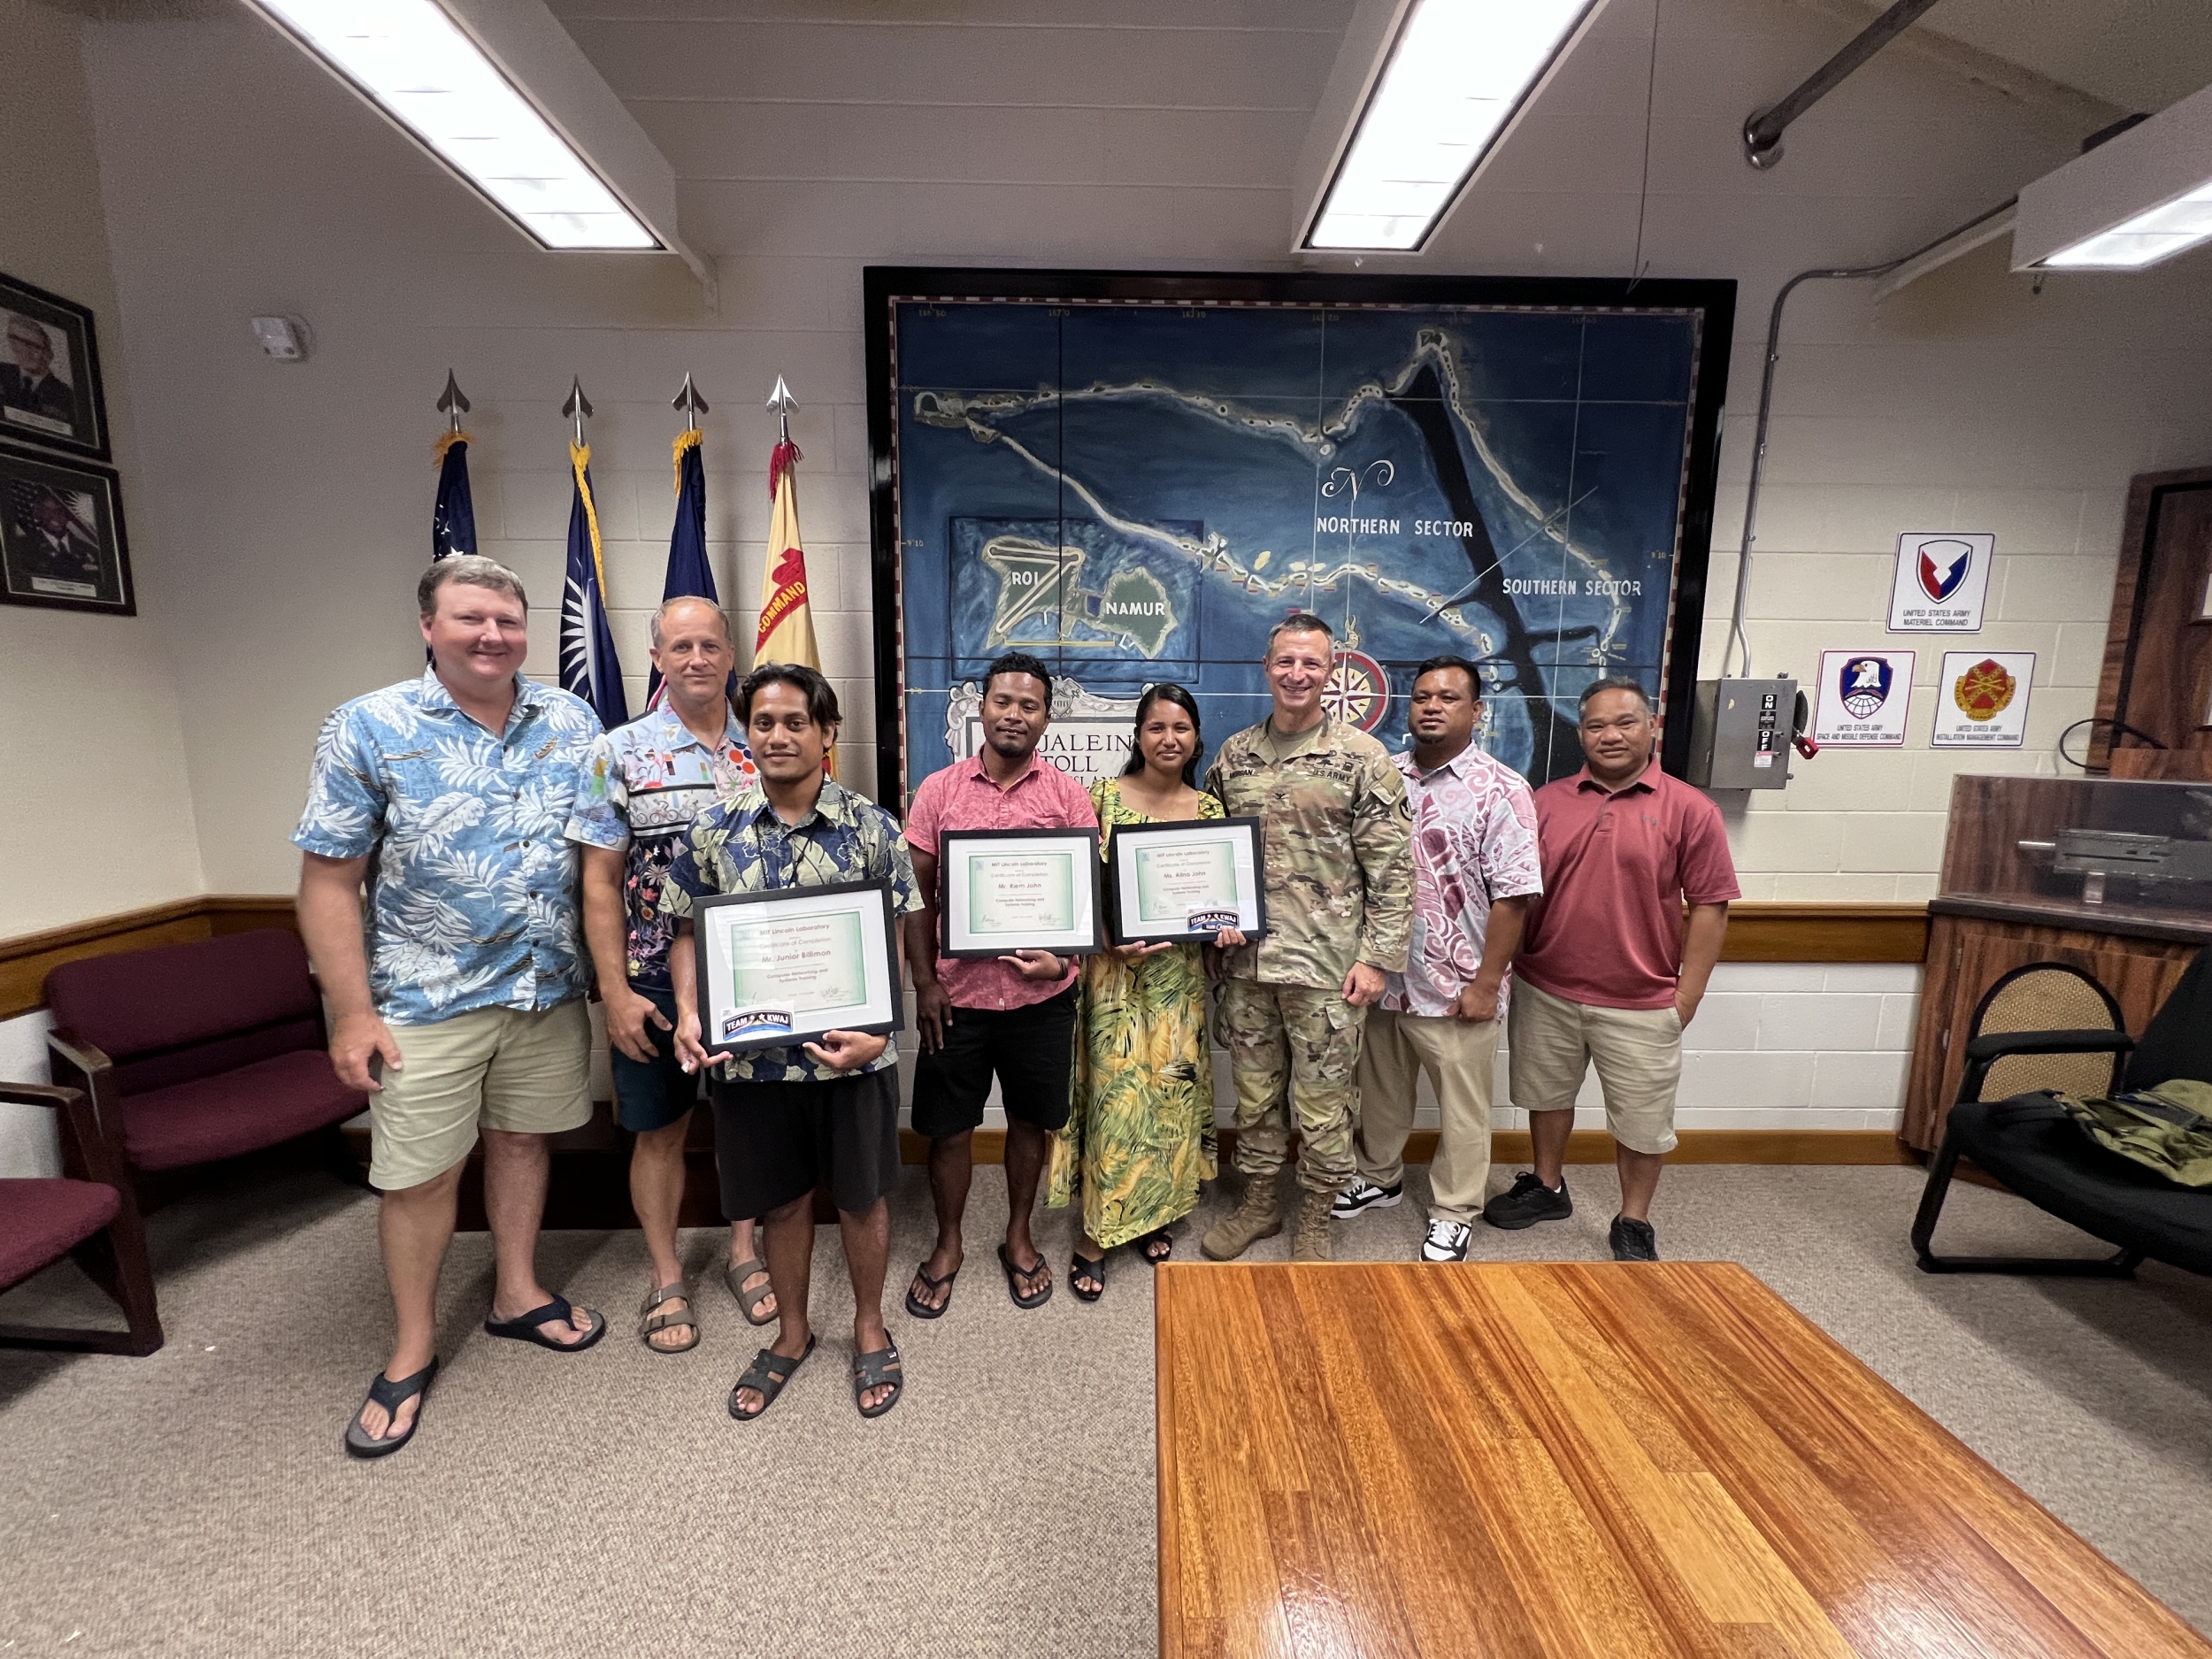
left=755, top=437, right=831, bottom=768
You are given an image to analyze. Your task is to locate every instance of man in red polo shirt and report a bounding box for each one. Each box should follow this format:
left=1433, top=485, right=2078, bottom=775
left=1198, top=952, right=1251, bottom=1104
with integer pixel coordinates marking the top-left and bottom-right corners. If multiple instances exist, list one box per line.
left=1485, top=677, right=1737, bottom=1260
left=902, top=652, right=1100, bottom=1316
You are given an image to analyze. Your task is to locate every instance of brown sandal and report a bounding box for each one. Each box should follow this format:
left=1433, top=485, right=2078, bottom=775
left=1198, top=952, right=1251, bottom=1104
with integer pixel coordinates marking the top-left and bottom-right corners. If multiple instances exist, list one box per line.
left=724, top=1256, right=777, bottom=1325
left=638, top=1281, right=699, bottom=1354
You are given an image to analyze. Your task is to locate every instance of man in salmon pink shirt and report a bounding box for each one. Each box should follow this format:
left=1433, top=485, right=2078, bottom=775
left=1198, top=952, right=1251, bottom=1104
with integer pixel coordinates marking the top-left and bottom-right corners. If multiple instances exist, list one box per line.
left=902, top=652, right=1099, bottom=1317
left=1484, top=677, right=1738, bottom=1261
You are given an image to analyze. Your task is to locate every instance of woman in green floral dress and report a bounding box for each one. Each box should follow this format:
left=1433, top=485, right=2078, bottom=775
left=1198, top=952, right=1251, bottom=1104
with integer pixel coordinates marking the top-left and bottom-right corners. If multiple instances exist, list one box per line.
left=1048, top=684, right=1244, bottom=1299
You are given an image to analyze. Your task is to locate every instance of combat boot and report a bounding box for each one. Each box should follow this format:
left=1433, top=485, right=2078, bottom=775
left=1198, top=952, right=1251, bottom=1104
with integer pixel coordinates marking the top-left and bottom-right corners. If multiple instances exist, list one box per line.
left=1201, top=1174, right=1282, bottom=1260
left=1291, top=1188, right=1335, bottom=1262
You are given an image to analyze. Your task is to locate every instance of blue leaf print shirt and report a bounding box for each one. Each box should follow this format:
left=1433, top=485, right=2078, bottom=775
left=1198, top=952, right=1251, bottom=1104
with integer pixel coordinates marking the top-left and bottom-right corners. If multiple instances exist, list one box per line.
left=292, top=667, right=604, bottom=1026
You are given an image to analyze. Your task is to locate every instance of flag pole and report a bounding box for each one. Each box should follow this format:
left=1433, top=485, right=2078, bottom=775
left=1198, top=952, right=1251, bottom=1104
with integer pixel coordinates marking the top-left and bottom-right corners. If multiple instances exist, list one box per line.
left=563, top=376, right=594, bottom=448
left=437, top=369, right=470, bottom=434
left=766, top=374, right=795, bottom=445
left=674, top=371, right=710, bottom=426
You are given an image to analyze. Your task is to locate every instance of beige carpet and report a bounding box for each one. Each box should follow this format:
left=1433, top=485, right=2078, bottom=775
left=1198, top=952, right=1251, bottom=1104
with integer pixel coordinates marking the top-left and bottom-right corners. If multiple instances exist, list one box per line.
left=2, top=1158, right=2208, bottom=1656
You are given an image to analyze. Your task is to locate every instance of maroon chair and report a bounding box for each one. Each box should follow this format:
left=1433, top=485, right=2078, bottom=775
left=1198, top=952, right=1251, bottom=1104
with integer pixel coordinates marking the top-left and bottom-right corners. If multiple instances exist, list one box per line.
left=0, top=1080, right=163, bottom=1354
left=44, top=929, right=365, bottom=1186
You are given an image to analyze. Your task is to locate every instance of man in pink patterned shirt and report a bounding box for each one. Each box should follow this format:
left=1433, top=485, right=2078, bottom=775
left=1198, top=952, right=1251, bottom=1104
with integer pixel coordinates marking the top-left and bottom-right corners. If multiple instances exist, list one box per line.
left=902, top=652, right=1100, bottom=1317
left=1333, top=656, right=1542, bottom=1262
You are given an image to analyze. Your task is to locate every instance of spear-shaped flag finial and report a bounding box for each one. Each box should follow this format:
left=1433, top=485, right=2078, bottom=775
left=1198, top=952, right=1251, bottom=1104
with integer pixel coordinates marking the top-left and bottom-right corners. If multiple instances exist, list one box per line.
left=562, top=377, right=594, bottom=447
left=765, top=374, right=796, bottom=442
left=673, top=372, right=710, bottom=423
left=436, top=369, right=471, bottom=433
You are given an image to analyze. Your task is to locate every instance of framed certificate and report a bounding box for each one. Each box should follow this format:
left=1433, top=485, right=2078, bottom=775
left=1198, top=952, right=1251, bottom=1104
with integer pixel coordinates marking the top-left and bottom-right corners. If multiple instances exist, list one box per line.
left=690, top=879, right=904, bottom=1057
left=938, top=827, right=1103, bottom=959
left=1105, top=817, right=1268, bottom=946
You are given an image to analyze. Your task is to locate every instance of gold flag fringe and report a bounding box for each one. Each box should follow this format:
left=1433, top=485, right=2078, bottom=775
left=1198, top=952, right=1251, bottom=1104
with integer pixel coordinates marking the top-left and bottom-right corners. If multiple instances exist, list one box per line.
left=568, top=441, right=611, bottom=599
left=671, top=426, right=703, bottom=496
left=432, top=429, right=472, bottom=465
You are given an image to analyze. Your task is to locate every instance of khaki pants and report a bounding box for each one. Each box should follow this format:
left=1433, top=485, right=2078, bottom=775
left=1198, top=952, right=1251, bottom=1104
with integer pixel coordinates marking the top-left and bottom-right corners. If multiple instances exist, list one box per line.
left=1506, top=979, right=1682, bottom=1156
left=1355, top=1008, right=1498, bottom=1224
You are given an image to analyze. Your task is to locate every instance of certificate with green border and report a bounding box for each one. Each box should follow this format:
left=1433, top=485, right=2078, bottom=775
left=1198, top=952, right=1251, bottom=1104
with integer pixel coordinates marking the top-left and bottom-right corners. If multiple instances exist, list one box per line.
left=1105, top=816, right=1267, bottom=946
left=690, top=879, right=903, bottom=1056
left=938, top=827, right=1102, bottom=959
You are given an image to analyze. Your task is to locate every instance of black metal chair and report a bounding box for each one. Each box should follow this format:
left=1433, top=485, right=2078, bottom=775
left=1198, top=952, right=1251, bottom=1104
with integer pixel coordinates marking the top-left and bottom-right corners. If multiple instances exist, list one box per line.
left=1912, top=947, right=2212, bottom=1277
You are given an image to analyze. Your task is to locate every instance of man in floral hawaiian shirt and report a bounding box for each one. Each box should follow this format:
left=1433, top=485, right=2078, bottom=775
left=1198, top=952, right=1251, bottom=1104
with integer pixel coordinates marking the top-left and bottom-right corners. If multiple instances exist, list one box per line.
left=1332, top=655, right=1542, bottom=1263
left=567, top=595, right=771, bottom=1354
left=296, top=556, right=608, bottom=1460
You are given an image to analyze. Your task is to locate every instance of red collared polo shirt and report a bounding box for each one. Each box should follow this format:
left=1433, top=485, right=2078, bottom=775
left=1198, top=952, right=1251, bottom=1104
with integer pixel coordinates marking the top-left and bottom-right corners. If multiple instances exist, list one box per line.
left=1514, top=763, right=1740, bottom=1011
left=902, top=749, right=1100, bottom=1010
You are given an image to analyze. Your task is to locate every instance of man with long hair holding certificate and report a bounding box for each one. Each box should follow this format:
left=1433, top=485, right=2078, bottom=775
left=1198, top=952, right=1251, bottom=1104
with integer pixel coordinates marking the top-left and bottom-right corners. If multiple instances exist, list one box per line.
left=667, top=664, right=923, bottom=1420
left=1048, top=684, right=1244, bottom=1301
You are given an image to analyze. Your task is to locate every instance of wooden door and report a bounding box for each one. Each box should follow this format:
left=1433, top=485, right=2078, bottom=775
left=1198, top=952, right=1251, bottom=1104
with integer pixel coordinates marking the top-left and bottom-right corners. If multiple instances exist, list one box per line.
left=2093, top=466, right=2212, bottom=779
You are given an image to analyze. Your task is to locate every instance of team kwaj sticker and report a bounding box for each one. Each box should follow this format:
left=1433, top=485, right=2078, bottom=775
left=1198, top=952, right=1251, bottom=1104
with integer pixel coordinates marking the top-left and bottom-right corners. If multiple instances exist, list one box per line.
left=1813, top=649, right=1913, bottom=747
left=1931, top=651, right=2033, bottom=748
left=1888, top=533, right=1993, bottom=632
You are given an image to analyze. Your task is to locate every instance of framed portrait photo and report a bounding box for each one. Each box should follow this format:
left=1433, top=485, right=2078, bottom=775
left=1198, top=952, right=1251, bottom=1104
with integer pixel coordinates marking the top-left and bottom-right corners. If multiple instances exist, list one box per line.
left=1106, top=816, right=1268, bottom=946
left=689, top=879, right=905, bottom=1058
left=938, top=827, right=1103, bottom=959
left=0, top=445, right=134, bottom=615
left=0, top=273, right=110, bottom=460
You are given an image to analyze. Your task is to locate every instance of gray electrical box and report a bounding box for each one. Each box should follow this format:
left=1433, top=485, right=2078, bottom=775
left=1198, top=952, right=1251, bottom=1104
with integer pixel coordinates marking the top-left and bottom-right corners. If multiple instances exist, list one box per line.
left=1687, top=677, right=1797, bottom=790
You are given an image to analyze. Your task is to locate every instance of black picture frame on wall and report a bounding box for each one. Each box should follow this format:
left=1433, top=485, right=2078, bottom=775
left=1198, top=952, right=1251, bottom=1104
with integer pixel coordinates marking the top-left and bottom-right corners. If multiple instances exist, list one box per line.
left=0, top=272, right=111, bottom=461
left=0, top=444, right=134, bottom=616
left=862, top=266, right=1736, bottom=808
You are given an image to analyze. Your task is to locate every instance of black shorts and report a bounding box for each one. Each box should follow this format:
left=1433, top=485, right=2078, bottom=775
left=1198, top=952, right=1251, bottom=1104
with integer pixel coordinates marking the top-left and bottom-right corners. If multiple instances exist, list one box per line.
left=711, top=1065, right=901, bottom=1220
left=910, top=986, right=1079, bottom=1140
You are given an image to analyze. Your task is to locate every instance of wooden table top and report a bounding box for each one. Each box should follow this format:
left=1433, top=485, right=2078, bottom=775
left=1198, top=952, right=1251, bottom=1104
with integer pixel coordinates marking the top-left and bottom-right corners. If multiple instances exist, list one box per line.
left=1155, top=1260, right=2209, bottom=1659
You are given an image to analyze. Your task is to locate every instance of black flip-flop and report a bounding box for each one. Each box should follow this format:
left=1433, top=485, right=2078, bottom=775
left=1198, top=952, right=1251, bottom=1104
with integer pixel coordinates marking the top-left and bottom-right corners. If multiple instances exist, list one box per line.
left=853, top=1343, right=903, bottom=1419
left=483, top=1293, right=606, bottom=1353
left=904, top=1263, right=957, bottom=1320
left=729, top=1333, right=818, bottom=1420
left=1139, top=1228, right=1174, bottom=1265
left=343, top=1358, right=437, bottom=1459
left=1069, top=1250, right=1106, bottom=1302
left=998, top=1241, right=1053, bottom=1310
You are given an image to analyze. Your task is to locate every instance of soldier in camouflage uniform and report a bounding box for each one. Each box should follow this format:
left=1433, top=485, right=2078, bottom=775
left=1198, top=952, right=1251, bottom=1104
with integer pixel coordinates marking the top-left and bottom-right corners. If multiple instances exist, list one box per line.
left=1201, top=612, right=1413, bottom=1262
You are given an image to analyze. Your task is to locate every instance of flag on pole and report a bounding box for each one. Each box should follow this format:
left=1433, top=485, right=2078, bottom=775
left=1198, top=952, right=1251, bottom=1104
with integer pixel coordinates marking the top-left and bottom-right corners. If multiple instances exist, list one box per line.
left=559, top=439, right=629, bottom=729
left=755, top=433, right=829, bottom=769
left=431, top=429, right=476, bottom=561
left=646, top=426, right=720, bottom=709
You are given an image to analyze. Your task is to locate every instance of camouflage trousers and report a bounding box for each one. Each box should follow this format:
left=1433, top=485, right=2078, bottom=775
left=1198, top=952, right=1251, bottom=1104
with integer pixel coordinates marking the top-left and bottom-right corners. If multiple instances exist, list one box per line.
left=1216, top=979, right=1366, bottom=1194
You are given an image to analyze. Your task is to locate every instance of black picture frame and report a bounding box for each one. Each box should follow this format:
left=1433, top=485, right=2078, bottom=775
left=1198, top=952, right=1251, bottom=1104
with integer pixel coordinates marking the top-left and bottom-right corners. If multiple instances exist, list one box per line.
left=863, top=266, right=1735, bottom=805
left=0, top=444, right=134, bottom=616
left=1104, top=816, right=1270, bottom=947
left=688, top=879, right=904, bottom=1058
left=0, top=272, right=111, bottom=461
left=936, top=826, right=1104, bottom=959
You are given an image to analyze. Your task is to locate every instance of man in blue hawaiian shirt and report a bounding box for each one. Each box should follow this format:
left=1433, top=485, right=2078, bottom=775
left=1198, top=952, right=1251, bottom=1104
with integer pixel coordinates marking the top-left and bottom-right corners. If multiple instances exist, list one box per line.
left=568, top=595, right=772, bottom=1355
left=296, top=556, right=609, bottom=1460
left=667, top=664, right=924, bottom=1422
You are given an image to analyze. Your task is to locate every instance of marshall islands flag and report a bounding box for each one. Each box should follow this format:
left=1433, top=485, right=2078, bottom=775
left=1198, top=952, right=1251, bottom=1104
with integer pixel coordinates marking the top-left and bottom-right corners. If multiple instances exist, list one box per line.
left=431, top=428, right=476, bottom=561
left=559, top=439, right=629, bottom=729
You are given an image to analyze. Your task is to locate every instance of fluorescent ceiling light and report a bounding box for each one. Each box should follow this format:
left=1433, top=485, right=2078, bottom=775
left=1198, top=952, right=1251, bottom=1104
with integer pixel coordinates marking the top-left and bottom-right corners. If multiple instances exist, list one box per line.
left=1305, top=0, right=1603, bottom=252
left=250, top=0, right=658, bottom=250
left=2016, top=81, right=2212, bottom=273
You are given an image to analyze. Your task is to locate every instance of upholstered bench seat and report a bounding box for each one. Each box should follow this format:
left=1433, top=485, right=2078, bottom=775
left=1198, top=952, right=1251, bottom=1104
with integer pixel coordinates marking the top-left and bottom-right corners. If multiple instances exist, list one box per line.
left=123, top=1049, right=364, bottom=1171
left=0, top=1176, right=122, bottom=1290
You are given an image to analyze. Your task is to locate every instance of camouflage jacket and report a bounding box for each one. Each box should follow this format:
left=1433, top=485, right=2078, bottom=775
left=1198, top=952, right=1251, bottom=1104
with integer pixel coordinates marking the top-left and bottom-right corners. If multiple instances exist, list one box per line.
left=1206, top=715, right=1413, bottom=990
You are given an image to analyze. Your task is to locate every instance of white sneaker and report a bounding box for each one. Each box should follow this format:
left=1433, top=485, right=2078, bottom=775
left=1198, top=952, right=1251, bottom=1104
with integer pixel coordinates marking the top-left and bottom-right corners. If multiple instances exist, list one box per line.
left=1422, top=1217, right=1472, bottom=1262
left=1331, top=1178, right=1402, bottom=1219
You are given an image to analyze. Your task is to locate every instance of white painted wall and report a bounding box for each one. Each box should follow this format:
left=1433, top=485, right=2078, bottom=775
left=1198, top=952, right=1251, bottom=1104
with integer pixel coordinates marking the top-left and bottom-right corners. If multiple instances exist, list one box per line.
left=1, top=0, right=2203, bottom=1152
left=0, top=0, right=203, bottom=937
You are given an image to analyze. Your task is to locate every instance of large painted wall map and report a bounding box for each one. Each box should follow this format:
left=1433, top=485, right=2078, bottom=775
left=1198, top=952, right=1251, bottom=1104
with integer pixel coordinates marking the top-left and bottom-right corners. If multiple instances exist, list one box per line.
left=873, top=275, right=1732, bottom=801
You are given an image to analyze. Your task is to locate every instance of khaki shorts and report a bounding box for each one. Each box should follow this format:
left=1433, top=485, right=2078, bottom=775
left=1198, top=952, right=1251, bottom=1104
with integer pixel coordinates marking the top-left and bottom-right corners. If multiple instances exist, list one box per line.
left=369, top=1000, right=592, bottom=1191
left=1506, top=979, right=1682, bottom=1156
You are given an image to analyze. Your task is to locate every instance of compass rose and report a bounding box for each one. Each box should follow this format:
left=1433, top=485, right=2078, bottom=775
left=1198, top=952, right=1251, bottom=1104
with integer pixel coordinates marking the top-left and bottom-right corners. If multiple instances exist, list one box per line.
left=1325, top=649, right=1391, bottom=733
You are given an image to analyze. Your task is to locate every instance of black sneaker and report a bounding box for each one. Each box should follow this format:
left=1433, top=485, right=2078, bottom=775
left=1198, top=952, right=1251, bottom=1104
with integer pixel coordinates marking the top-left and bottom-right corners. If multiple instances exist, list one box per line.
left=1482, top=1171, right=1572, bottom=1230
left=1330, top=1178, right=1402, bottom=1220
left=1609, top=1216, right=1659, bottom=1261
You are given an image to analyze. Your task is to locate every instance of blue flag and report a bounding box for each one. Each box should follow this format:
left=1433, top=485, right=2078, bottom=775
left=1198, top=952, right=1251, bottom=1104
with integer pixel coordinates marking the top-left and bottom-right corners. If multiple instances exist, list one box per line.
left=647, top=428, right=721, bottom=707
left=431, top=433, right=476, bottom=561
left=558, top=441, right=628, bottom=729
